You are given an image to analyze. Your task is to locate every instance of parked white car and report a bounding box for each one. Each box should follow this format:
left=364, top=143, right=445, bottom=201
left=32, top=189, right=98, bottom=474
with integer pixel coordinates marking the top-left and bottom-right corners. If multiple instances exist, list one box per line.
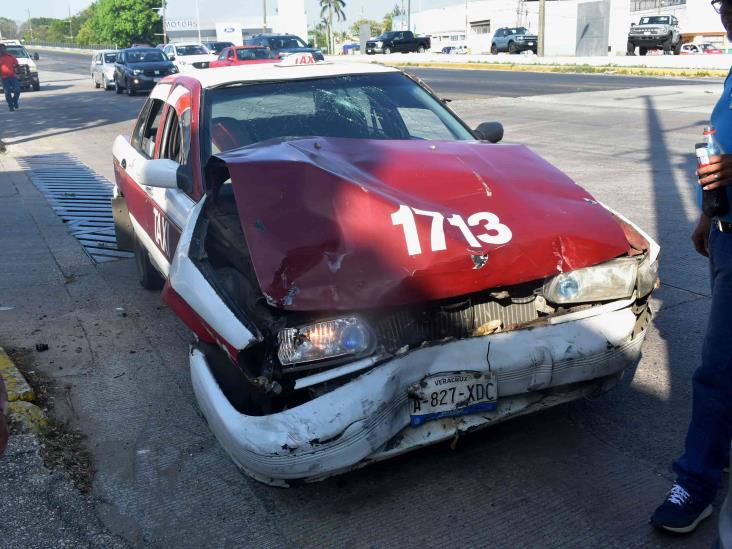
left=161, top=43, right=216, bottom=71
left=90, top=49, right=118, bottom=90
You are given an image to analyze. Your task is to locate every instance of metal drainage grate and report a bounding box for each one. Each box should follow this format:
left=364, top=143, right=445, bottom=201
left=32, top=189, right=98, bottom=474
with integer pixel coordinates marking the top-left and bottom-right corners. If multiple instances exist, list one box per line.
left=18, top=153, right=134, bottom=264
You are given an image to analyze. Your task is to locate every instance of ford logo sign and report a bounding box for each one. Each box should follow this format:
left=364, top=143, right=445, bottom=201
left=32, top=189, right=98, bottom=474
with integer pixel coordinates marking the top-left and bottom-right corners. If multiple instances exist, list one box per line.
left=224, top=27, right=235, bottom=33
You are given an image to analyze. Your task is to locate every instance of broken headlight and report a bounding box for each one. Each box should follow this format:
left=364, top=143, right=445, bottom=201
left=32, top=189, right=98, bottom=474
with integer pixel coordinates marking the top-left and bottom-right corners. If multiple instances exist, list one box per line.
left=543, top=257, right=638, bottom=305
left=637, top=254, right=659, bottom=297
left=277, top=317, right=374, bottom=366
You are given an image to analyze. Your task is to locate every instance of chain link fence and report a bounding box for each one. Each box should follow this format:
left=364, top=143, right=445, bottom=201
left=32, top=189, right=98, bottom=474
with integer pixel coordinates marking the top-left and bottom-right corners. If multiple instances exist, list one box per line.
left=23, top=39, right=118, bottom=51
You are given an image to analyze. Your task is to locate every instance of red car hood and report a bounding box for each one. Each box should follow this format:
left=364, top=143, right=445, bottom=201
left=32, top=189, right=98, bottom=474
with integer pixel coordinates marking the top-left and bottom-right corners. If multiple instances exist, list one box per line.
left=218, top=138, right=630, bottom=311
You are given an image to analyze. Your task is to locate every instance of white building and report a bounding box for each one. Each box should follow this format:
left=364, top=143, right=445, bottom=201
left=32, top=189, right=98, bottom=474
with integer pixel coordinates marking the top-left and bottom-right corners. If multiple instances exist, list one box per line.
left=396, top=0, right=726, bottom=56
left=163, top=0, right=308, bottom=44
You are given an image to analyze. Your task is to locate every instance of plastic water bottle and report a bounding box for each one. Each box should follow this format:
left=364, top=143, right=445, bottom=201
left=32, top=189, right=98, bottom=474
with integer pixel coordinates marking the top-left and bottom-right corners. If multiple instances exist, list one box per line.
left=696, top=125, right=729, bottom=217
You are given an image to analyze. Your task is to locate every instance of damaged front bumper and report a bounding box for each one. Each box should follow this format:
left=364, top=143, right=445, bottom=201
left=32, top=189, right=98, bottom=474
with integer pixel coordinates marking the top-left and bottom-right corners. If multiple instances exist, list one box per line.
left=191, top=303, right=649, bottom=486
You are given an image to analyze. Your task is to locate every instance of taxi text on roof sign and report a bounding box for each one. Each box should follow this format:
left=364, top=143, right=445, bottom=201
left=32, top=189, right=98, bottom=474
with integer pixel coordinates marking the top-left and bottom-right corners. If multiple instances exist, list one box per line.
left=276, top=52, right=319, bottom=67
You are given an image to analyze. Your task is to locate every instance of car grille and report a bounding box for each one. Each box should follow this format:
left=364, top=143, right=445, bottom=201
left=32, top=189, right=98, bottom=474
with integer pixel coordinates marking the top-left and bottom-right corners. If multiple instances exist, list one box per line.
left=15, top=65, right=30, bottom=77
left=142, top=69, right=169, bottom=76
left=368, top=284, right=542, bottom=353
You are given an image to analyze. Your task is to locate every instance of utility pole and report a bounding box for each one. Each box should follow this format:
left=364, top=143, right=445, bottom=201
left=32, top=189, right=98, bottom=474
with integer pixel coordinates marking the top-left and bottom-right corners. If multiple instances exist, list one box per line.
left=27, top=9, right=34, bottom=41
left=194, top=0, right=201, bottom=42
left=67, top=5, right=73, bottom=41
left=263, top=0, right=267, bottom=33
left=407, top=0, right=411, bottom=32
left=162, top=0, right=167, bottom=44
left=538, top=0, right=545, bottom=56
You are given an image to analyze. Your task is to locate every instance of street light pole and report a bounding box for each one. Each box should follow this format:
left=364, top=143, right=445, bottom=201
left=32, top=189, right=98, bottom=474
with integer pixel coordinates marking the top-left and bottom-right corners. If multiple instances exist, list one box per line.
left=407, top=0, right=411, bottom=32
left=194, top=0, right=201, bottom=42
left=27, top=9, right=34, bottom=41
left=538, top=0, right=545, bottom=56
left=263, top=0, right=267, bottom=33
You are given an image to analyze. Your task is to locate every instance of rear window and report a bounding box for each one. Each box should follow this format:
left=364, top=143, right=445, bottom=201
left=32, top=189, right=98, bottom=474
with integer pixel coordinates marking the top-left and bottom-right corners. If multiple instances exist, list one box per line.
left=178, top=45, right=209, bottom=55
left=236, top=47, right=273, bottom=60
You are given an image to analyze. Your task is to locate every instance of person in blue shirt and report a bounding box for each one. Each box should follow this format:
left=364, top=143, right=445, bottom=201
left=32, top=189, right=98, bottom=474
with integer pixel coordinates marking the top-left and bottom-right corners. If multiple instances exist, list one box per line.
left=651, top=0, right=732, bottom=534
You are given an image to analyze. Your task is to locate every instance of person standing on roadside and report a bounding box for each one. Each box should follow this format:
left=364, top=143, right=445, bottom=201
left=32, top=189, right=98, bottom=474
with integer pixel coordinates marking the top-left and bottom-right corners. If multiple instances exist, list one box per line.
left=650, top=0, right=732, bottom=535
left=0, top=44, right=20, bottom=112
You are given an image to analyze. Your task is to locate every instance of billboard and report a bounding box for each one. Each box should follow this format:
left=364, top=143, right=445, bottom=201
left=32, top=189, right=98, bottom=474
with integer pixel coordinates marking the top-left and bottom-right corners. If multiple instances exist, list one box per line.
left=216, top=22, right=243, bottom=46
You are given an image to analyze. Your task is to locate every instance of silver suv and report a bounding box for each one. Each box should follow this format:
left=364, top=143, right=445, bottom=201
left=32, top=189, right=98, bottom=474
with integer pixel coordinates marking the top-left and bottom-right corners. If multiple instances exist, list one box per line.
left=490, top=27, right=538, bottom=55
left=627, top=15, right=681, bottom=55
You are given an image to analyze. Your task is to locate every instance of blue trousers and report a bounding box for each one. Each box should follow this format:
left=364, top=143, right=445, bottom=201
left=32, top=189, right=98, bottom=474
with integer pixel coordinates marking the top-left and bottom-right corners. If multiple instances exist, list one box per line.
left=674, top=224, right=732, bottom=505
left=2, top=76, right=19, bottom=108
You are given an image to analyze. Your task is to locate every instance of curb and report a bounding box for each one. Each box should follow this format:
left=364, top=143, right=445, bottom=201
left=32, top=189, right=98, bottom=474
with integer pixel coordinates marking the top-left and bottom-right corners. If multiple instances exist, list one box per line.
left=380, top=61, right=728, bottom=78
left=0, top=348, right=47, bottom=432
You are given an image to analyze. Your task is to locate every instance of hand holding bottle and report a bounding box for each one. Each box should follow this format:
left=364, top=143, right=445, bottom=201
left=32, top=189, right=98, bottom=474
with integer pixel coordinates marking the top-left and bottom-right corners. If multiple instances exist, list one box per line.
left=697, top=155, right=732, bottom=191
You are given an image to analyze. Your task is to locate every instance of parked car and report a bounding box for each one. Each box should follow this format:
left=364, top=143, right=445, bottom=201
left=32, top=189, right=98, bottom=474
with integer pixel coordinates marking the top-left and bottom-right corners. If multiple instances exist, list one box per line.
left=679, top=43, right=701, bottom=55
left=203, top=41, right=235, bottom=55
left=700, top=42, right=723, bottom=54
left=0, top=40, right=40, bottom=91
left=113, top=47, right=178, bottom=96
left=162, top=42, right=217, bottom=71
left=627, top=15, right=682, bottom=55
left=490, top=27, right=538, bottom=54
left=111, top=53, right=659, bottom=486
left=90, top=49, right=118, bottom=90
left=245, top=33, right=324, bottom=61
left=366, top=31, right=431, bottom=54
left=441, top=45, right=468, bottom=55
left=209, top=45, right=277, bottom=68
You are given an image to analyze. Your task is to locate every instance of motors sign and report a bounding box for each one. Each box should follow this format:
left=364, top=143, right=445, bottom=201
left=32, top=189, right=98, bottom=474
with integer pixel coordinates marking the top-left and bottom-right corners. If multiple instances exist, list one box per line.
left=165, top=19, right=198, bottom=31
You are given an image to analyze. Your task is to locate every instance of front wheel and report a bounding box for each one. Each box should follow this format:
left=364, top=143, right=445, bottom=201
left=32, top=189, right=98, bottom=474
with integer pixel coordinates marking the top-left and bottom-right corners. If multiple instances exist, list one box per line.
left=626, top=41, right=635, bottom=55
left=673, top=40, right=682, bottom=55
left=103, top=76, right=110, bottom=90
left=114, top=79, right=122, bottom=94
left=134, top=235, right=164, bottom=290
left=491, top=43, right=498, bottom=54
left=125, top=80, right=135, bottom=96
left=32, top=81, right=39, bottom=91
left=508, top=41, right=517, bottom=54
left=384, top=47, right=391, bottom=55
left=639, top=47, right=648, bottom=56
left=417, top=45, right=425, bottom=53
left=94, top=77, right=100, bottom=89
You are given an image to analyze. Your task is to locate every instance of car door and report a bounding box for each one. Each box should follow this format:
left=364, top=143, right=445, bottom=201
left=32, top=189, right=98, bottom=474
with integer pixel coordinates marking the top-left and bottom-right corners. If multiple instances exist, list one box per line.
left=143, top=85, right=197, bottom=271
left=112, top=87, right=169, bottom=262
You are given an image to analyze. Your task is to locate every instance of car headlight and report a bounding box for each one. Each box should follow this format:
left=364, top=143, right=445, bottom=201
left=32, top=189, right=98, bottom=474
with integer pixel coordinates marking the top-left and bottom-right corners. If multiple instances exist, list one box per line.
left=170, top=66, right=179, bottom=73
left=278, top=317, right=373, bottom=366
left=543, top=257, right=638, bottom=305
left=376, top=41, right=383, bottom=47
left=132, top=69, right=142, bottom=75
left=637, top=254, right=659, bottom=297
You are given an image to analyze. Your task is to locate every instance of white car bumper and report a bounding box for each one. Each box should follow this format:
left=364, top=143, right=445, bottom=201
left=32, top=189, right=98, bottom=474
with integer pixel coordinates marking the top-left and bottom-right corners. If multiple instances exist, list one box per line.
left=191, top=305, right=648, bottom=486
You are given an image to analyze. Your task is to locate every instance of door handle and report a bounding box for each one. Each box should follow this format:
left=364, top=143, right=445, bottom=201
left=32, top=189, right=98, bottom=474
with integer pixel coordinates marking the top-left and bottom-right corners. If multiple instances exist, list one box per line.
left=121, top=158, right=126, bottom=169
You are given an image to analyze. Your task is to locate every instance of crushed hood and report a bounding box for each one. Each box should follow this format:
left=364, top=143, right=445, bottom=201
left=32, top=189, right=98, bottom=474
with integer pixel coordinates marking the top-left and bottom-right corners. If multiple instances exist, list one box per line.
left=217, top=138, right=630, bottom=311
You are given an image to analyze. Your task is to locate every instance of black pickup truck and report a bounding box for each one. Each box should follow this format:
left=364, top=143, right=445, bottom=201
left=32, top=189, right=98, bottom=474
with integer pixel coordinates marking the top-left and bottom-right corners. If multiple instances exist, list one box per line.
left=366, top=31, right=431, bottom=55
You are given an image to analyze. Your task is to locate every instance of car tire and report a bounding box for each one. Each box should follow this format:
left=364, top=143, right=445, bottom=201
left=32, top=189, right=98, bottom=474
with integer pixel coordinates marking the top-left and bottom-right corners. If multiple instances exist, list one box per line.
left=673, top=40, right=682, bottom=55
left=126, top=80, right=135, bottom=96
left=103, top=76, right=110, bottom=90
left=115, top=79, right=122, bottom=94
left=32, top=81, right=39, bottom=91
left=491, top=43, right=498, bottom=54
left=417, top=45, right=425, bottom=53
left=94, top=77, right=100, bottom=89
left=639, top=47, right=648, bottom=56
left=508, top=41, right=517, bottom=54
left=134, top=234, right=164, bottom=290
left=627, top=41, right=635, bottom=55
left=384, top=47, right=391, bottom=55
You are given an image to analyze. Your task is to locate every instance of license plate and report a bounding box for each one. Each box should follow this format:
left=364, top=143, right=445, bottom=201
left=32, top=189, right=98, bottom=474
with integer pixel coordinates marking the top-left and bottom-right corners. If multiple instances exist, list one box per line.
left=153, top=77, right=161, bottom=82
left=644, top=31, right=651, bottom=35
left=408, top=371, right=497, bottom=427
left=528, top=42, right=534, bottom=45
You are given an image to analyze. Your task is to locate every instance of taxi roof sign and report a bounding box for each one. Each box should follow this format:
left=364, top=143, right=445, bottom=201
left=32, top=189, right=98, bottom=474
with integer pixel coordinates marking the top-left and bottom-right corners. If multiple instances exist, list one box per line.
left=275, top=52, right=324, bottom=67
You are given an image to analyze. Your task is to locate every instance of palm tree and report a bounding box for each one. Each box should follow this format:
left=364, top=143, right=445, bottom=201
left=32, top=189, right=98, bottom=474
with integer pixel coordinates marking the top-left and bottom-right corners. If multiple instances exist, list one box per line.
left=320, top=0, right=346, bottom=55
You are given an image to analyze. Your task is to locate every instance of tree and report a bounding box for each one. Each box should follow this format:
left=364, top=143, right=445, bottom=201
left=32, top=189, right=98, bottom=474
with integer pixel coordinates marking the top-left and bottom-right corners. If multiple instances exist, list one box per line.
left=382, top=5, right=402, bottom=33
left=80, top=0, right=162, bottom=48
left=319, top=0, right=346, bottom=55
left=0, top=17, right=19, bottom=39
left=20, top=18, right=61, bottom=41
left=349, top=18, right=381, bottom=39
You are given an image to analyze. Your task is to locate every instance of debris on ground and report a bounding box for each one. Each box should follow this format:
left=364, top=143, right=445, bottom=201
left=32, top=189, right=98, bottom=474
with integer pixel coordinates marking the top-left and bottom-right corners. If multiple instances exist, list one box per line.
left=35, top=343, right=49, bottom=352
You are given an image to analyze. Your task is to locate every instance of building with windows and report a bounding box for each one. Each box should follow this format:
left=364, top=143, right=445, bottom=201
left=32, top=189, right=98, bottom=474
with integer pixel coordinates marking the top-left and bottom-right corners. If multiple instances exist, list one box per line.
left=162, top=0, right=308, bottom=45
left=395, top=0, right=725, bottom=56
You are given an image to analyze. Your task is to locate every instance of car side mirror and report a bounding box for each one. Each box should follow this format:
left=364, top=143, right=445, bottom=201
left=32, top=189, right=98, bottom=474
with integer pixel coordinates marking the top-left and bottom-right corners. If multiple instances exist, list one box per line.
left=32, top=52, right=39, bottom=60
left=474, top=122, right=504, bottom=143
left=138, top=159, right=181, bottom=189
left=168, top=55, right=175, bottom=61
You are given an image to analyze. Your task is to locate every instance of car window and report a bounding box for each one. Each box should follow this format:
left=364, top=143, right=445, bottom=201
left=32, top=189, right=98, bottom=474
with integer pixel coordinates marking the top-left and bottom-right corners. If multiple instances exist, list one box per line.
left=236, top=47, right=272, bottom=60
left=104, top=53, right=117, bottom=63
left=177, top=45, right=208, bottom=55
left=205, top=73, right=473, bottom=157
left=131, top=98, right=165, bottom=158
left=160, top=108, right=181, bottom=163
left=218, top=50, right=227, bottom=61
left=126, top=49, right=167, bottom=63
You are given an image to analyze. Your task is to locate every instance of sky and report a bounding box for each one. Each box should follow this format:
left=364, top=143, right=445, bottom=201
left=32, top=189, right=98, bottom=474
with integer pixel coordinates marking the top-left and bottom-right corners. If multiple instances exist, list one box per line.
left=2, top=0, right=460, bottom=30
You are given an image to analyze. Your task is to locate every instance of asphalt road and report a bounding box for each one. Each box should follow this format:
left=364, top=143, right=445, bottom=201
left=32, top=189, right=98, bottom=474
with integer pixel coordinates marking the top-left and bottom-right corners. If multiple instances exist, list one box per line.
left=0, top=52, right=727, bottom=547
left=31, top=48, right=722, bottom=99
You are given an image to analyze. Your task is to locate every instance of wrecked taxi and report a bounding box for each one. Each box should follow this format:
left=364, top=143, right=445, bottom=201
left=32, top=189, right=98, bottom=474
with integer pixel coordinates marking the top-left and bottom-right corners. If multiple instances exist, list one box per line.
left=111, top=54, right=660, bottom=485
